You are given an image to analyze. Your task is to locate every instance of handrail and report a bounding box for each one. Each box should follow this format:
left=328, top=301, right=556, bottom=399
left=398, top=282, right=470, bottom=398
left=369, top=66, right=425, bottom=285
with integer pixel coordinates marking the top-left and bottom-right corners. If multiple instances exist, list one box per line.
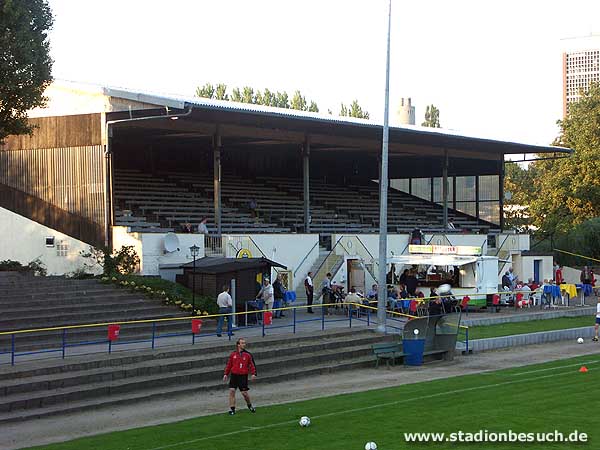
left=312, top=235, right=345, bottom=279
left=293, top=240, right=320, bottom=277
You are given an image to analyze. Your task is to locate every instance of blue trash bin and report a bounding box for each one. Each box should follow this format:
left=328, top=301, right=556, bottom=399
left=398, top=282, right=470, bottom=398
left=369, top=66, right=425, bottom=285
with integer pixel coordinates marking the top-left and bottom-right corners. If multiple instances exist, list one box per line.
left=403, top=338, right=425, bottom=366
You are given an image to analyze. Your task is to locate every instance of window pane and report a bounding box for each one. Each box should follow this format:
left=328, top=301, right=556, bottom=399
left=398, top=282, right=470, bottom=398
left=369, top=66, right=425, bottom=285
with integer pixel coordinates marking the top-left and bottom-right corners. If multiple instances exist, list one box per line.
left=390, top=179, right=410, bottom=194
left=411, top=178, right=431, bottom=201
left=479, top=175, right=499, bottom=201
left=433, top=177, right=453, bottom=203
left=456, top=176, right=476, bottom=201
left=479, top=201, right=500, bottom=224
left=456, top=201, right=476, bottom=217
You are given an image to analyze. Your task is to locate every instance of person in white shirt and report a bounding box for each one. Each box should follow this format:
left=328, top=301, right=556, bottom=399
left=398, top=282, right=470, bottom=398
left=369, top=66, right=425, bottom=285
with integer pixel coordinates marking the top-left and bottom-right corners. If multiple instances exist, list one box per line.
left=594, top=298, right=600, bottom=342
left=216, top=285, right=233, bottom=337
left=197, top=217, right=209, bottom=234
left=256, top=278, right=274, bottom=310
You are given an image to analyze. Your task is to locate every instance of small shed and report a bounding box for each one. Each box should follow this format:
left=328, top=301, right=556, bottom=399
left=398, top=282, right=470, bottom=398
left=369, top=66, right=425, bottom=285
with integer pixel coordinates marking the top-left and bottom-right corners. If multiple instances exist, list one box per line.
left=175, top=257, right=286, bottom=307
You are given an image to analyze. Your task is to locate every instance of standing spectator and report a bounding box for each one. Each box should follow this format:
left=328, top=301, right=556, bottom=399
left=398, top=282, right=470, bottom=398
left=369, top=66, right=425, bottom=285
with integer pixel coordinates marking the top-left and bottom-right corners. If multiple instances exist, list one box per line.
left=216, top=284, right=233, bottom=337
left=272, top=273, right=286, bottom=318
left=594, top=298, right=600, bottom=342
left=223, top=338, right=257, bottom=415
left=405, top=269, right=418, bottom=296
left=507, top=267, right=517, bottom=290
left=304, top=271, right=314, bottom=313
left=555, top=265, right=563, bottom=285
left=502, top=271, right=511, bottom=290
left=399, top=269, right=409, bottom=285
left=256, top=277, right=274, bottom=311
left=321, top=272, right=333, bottom=313
left=581, top=266, right=593, bottom=302
left=197, top=217, right=209, bottom=234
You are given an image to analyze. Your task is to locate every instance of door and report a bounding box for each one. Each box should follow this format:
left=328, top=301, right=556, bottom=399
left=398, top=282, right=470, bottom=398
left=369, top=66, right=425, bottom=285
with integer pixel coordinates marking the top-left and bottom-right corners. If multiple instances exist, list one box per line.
left=533, top=259, right=541, bottom=284
left=348, top=259, right=365, bottom=294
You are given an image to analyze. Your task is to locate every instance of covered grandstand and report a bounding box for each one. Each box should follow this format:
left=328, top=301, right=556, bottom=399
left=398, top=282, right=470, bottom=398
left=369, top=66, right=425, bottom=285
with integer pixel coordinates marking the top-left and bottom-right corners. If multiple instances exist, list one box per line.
left=0, top=81, right=570, bottom=284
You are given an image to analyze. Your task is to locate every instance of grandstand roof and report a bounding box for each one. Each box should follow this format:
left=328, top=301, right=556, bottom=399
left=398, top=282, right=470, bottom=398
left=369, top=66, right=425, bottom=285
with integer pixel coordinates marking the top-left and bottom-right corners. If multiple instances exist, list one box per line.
left=102, top=84, right=572, bottom=158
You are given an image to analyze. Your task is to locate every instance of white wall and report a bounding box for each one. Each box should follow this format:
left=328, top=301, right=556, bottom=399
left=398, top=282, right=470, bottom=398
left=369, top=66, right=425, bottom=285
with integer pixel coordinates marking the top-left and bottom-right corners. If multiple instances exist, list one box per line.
left=222, top=234, right=319, bottom=291
left=517, top=255, right=554, bottom=284
left=0, top=207, right=101, bottom=275
left=112, top=227, right=205, bottom=276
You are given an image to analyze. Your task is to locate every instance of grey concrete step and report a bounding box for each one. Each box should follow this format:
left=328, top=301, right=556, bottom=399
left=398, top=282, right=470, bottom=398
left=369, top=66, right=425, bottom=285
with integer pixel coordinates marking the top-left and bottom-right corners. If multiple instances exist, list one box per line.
left=0, top=296, right=159, bottom=314
left=0, top=334, right=382, bottom=402
left=0, top=354, right=375, bottom=423
left=0, top=287, right=125, bottom=301
left=0, top=330, right=385, bottom=422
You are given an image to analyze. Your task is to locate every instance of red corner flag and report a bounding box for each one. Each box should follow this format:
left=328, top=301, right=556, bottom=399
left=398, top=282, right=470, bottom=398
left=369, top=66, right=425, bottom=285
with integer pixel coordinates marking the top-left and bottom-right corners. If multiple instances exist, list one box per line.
left=579, top=366, right=588, bottom=373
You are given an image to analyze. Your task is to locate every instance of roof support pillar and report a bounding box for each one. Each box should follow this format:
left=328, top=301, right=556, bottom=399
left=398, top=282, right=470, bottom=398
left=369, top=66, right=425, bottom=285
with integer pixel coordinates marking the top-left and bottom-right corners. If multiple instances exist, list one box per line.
left=213, top=130, right=222, bottom=235
left=442, top=149, right=449, bottom=230
left=303, top=137, right=311, bottom=233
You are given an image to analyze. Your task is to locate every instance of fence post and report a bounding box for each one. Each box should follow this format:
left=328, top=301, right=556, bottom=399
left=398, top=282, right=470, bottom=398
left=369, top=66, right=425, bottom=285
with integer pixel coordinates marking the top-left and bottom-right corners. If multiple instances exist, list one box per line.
left=152, top=322, right=156, bottom=350
left=62, top=328, right=67, bottom=359
left=466, top=327, right=469, bottom=354
left=349, top=303, right=352, bottom=328
left=321, top=303, right=325, bottom=331
left=293, top=307, right=296, bottom=334
left=11, top=333, right=15, bottom=366
left=262, top=314, right=266, bottom=337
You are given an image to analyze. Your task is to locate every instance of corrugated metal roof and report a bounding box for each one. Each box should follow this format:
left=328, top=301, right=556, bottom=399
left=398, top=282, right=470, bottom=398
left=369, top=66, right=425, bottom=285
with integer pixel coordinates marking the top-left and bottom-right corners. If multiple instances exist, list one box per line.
left=57, top=80, right=571, bottom=155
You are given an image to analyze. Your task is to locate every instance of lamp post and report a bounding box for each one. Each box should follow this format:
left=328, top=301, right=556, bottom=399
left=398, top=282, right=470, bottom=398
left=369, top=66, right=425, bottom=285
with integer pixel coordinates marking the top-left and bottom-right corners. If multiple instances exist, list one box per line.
left=190, top=244, right=200, bottom=312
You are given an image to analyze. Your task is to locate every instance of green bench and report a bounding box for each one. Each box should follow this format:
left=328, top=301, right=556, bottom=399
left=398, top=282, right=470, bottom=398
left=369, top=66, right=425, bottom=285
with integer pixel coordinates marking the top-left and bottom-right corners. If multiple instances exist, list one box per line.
left=371, top=342, right=407, bottom=368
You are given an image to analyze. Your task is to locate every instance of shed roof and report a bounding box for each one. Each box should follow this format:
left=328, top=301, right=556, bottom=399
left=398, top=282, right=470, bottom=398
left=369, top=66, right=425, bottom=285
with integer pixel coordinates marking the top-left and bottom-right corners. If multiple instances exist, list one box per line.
left=180, top=257, right=286, bottom=274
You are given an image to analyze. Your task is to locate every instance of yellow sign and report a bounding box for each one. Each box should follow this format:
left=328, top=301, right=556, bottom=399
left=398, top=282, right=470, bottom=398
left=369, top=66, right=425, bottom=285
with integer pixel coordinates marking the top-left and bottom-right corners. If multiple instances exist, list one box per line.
left=236, top=248, right=253, bottom=259
left=409, top=245, right=481, bottom=256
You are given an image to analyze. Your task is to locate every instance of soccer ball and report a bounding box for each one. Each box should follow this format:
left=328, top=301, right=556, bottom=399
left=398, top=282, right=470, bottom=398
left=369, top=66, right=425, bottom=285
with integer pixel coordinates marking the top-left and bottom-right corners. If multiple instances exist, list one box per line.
left=364, top=442, right=378, bottom=450
left=577, top=337, right=584, bottom=344
left=299, top=416, right=311, bottom=427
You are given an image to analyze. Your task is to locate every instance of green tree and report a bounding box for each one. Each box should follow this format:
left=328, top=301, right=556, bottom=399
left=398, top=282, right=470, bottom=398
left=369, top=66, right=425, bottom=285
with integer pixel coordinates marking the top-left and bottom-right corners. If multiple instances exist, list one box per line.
left=422, top=104, right=441, bottom=127
left=290, top=90, right=307, bottom=111
left=308, top=101, right=319, bottom=113
left=195, top=83, right=215, bottom=99
left=0, top=0, right=54, bottom=142
left=503, top=162, right=536, bottom=232
left=241, top=86, right=255, bottom=104
left=215, top=83, right=228, bottom=100
left=340, top=100, right=369, bottom=119
left=528, top=82, right=600, bottom=236
left=276, top=91, right=289, bottom=109
left=230, top=87, right=242, bottom=103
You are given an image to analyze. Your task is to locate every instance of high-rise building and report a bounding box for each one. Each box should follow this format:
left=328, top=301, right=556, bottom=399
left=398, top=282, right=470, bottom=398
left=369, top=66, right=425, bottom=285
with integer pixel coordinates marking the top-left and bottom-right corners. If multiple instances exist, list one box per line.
left=562, top=34, right=600, bottom=117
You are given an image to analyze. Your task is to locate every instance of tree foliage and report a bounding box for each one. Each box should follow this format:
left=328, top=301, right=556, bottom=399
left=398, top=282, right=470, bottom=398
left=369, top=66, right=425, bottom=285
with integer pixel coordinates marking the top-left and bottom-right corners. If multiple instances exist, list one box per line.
left=503, top=162, right=535, bottom=232
left=195, top=83, right=315, bottom=111
left=530, top=82, right=600, bottom=236
left=0, top=0, right=54, bottom=142
left=422, top=104, right=441, bottom=127
left=339, top=99, right=370, bottom=119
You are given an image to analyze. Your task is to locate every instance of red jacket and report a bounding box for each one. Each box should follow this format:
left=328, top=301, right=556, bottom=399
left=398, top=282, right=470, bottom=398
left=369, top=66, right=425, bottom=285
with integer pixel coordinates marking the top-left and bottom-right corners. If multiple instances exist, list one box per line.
left=224, top=350, right=256, bottom=376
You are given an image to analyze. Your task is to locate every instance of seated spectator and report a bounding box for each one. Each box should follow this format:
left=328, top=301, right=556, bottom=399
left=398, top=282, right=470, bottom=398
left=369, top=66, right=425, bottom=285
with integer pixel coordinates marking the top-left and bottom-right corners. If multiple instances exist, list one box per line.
left=248, top=198, right=258, bottom=218
left=428, top=297, right=444, bottom=316
left=366, top=284, right=378, bottom=304
left=345, top=287, right=362, bottom=305
left=197, top=217, right=209, bottom=234
left=181, top=222, right=193, bottom=233
left=387, top=287, right=399, bottom=311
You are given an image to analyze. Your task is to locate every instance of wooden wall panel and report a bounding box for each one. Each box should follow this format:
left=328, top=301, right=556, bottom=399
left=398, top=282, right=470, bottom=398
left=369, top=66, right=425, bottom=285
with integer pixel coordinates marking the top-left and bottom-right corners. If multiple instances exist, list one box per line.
left=1, top=114, right=102, bottom=150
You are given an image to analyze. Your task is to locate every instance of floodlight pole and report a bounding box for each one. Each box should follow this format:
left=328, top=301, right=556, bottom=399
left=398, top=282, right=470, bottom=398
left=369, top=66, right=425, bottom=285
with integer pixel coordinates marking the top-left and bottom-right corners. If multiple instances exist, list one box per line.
left=377, top=0, right=392, bottom=333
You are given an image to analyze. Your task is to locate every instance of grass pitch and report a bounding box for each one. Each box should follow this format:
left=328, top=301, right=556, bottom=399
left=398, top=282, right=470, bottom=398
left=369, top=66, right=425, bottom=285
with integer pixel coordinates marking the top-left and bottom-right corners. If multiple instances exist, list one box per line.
left=28, top=355, right=600, bottom=450
left=467, top=315, right=594, bottom=339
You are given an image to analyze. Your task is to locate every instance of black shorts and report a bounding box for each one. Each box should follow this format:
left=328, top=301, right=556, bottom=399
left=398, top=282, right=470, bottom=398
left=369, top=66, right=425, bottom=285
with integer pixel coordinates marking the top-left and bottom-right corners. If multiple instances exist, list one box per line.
left=229, top=373, right=249, bottom=391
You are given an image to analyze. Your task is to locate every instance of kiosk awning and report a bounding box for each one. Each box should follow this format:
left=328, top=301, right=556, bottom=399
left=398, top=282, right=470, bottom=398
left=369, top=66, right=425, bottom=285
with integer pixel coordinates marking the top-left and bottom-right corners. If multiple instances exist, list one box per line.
left=387, top=255, right=478, bottom=266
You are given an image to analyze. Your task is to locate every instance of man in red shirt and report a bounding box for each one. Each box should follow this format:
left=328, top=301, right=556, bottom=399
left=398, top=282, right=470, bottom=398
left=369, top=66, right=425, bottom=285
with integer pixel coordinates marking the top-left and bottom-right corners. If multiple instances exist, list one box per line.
left=223, top=338, right=257, bottom=415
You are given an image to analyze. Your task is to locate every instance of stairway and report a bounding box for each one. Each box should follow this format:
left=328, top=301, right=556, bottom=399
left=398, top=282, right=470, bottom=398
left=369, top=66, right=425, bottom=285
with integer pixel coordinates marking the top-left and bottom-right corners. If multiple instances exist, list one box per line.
left=296, top=246, right=344, bottom=303
left=0, top=328, right=390, bottom=423
left=0, top=273, right=189, bottom=352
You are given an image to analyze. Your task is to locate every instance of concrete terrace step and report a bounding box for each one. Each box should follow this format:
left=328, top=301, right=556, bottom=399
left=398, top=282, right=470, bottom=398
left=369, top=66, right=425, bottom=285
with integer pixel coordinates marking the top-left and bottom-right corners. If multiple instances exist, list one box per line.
left=0, top=355, right=375, bottom=423
left=0, top=328, right=375, bottom=379
left=0, top=294, right=157, bottom=310
left=0, top=306, right=179, bottom=330
left=0, top=330, right=382, bottom=414
left=0, top=335, right=382, bottom=402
